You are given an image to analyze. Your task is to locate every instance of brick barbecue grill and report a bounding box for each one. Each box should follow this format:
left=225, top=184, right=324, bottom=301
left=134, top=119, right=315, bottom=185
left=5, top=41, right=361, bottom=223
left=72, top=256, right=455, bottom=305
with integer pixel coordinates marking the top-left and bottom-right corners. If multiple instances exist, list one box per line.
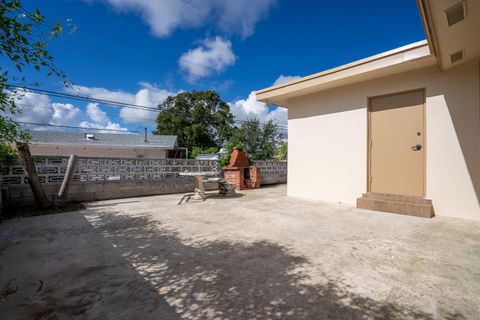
left=223, top=148, right=260, bottom=190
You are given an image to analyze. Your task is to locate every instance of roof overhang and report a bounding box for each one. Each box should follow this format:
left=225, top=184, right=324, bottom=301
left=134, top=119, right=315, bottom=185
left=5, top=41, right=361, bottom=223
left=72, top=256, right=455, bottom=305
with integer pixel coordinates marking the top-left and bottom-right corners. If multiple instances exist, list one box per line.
left=256, top=41, right=435, bottom=107
left=417, top=0, right=480, bottom=71
left=29, top=142, right=174, bottom=149
left=256, top=0, right=480, bottom=107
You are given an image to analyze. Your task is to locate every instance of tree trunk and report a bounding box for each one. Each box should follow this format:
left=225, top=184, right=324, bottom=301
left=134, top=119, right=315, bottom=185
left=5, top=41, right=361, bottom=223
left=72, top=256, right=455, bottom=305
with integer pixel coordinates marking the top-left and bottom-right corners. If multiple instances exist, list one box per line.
left=57, top=154, right=77, bottom=203
left=15, top=141, right=52, bottom=209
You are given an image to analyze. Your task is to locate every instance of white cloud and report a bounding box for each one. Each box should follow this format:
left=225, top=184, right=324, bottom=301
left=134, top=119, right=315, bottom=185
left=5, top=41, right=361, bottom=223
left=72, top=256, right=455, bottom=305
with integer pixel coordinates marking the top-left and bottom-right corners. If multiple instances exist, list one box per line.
left=8, top=83, right=288, bottom=138
left=6, top=89, right=127, bottom=132
left=50, top=103, right=81, bottom=125
left=179, top=37, right=236, bottom=80
left=229, top=91, right=287, bottom=134
left=79, top=120, right=128, bottom=133
left=86, top=103, right=109, bottom=124
left=119, top=83, right=178, bottom=123
left=65, top=85, right=135, bottom=104
left=82, top=102, right=127, bottom=132
left=66, top=82, right=178, bottom=124
left=90, top=0, right=277, bottom=38
left=11, top=90, right=54, bottom=124
left=273, top=74, right=301, bottom=86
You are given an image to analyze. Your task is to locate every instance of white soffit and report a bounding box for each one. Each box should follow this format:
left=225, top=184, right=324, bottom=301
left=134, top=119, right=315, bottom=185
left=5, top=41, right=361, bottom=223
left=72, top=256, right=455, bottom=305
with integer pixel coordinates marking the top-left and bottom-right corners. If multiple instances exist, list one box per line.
left=427, top=0, right=480, bottom=70
left=256, top=41, right=435, bottom=107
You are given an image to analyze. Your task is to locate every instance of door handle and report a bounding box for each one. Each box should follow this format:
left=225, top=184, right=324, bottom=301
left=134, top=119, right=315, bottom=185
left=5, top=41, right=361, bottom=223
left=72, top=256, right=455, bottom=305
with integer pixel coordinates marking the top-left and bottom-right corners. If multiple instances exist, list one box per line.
left=411, top=144, right=422, bottom=151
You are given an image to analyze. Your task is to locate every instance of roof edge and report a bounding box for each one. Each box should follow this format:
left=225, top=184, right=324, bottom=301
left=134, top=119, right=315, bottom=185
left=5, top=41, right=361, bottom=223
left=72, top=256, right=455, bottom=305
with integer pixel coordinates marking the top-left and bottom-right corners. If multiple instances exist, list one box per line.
left=256, top=40, right=429, bottom=97
left=417, top=0, right=442, bottom=69
left=29, top=142, right=175, bottom=149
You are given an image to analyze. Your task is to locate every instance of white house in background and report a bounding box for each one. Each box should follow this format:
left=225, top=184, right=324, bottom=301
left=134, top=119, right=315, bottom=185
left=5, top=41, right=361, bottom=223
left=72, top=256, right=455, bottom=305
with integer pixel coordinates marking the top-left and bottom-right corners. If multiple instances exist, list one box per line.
left=27, top=131, right=180, bottom=159
left=256, top=0, right=480, bottom=220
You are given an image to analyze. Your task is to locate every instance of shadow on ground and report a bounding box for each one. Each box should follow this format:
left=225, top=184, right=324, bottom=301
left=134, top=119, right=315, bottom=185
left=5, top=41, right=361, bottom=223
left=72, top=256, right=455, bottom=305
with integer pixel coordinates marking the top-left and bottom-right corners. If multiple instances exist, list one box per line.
left=0, top=213, right=180, bottom=320
left=83, top=210, right=464, bottom=320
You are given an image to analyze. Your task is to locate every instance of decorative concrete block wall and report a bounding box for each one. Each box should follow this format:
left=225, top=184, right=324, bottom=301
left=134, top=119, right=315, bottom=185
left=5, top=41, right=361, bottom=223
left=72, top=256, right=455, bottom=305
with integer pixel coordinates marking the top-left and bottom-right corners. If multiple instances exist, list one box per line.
left=0, top=157, right=220, bottom=185
left=254, top=160, right=287, bottom=185
left=0, top=157, right=287, bottom=207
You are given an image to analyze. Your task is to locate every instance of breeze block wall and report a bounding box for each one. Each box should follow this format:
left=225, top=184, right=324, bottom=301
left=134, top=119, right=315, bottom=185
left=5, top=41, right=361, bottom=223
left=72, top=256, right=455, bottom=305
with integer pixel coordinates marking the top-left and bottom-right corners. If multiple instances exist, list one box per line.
left=0, top=157, right=287, bottom=207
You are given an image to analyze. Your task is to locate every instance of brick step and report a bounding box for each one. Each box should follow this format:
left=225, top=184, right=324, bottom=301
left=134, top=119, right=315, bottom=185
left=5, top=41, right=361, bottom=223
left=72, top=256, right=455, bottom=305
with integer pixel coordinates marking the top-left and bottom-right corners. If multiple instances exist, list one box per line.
left=357, top=193, right=434, bottom=218
left=361, top=192, right=432, bottom=204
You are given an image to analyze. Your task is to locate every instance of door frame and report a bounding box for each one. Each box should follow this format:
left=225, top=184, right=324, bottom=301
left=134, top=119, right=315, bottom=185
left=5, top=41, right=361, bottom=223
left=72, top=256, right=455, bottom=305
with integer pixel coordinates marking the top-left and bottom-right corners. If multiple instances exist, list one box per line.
left=366, top=88, right=427, bottom=196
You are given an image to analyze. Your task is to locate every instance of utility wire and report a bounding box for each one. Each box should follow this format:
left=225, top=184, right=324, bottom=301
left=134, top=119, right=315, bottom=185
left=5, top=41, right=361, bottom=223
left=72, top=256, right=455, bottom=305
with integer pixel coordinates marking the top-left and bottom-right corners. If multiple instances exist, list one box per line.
left=13, top=102, right=158, bottom=124
left=15, top=103, right=288, bottom=130
left=10, top=85, right=158, bottom=111
left=9, top=86, right=288, bottom=128
left=17, top=121, right=138, bottom=133
left=180, top=0, right=312, bottom=66
left=15, top=5, right=223, bottom=76
left=13, top=101, right=287, bottom=130
left=13, top=4, right=294, bottom=98
left=12, top=4, right=292, bottom=114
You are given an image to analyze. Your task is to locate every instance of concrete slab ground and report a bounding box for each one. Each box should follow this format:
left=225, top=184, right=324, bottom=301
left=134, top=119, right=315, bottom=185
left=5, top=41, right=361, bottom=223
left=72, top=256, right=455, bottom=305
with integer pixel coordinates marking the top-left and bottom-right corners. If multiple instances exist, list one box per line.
left=0, top=185, right=479, bottom=319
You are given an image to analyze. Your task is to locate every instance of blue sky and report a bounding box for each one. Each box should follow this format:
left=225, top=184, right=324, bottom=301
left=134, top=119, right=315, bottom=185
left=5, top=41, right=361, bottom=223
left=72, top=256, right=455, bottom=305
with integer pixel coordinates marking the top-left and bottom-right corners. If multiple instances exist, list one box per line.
left=12, top=0, right=426, bottom=135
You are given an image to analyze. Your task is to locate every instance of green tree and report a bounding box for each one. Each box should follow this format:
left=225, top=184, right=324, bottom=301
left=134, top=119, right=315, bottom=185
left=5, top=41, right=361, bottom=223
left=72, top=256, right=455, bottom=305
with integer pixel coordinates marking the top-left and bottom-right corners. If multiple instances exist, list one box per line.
left=190, top=146, right=219, bottom=159
left=1, top=0, right=65, bottom=156
left=230, top=118, right=282, bottom=160
left=154, top=91, right=235, bottom=150
left=275, top=141, right=287, bottom=160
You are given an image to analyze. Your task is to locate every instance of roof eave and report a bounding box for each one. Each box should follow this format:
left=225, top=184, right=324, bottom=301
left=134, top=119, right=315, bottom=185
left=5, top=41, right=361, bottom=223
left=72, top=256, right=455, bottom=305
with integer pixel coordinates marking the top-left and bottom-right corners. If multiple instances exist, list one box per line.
left=416, top=0, right=442, bottom=69
left=29, top=142, right=176, bottom=149
left=256, top=41, right=434, bottom=107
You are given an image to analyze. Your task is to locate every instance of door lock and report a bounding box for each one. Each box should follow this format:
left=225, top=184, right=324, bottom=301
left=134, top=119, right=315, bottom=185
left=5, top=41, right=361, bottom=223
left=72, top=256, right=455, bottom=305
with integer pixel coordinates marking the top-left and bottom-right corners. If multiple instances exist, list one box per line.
left=411, top=144, right=422, bottom=151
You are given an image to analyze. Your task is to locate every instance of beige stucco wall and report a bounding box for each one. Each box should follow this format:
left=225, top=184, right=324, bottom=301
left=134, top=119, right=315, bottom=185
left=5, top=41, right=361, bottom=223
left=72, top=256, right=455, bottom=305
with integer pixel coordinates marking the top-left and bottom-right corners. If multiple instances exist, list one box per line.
left=29, top=144, right=168, bottom=159
left=288, top=58, right=480, bottom=220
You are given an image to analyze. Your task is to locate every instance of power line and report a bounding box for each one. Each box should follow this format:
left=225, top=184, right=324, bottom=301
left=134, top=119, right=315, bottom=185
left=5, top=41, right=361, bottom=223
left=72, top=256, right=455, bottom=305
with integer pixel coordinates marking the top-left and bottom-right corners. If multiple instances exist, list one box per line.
left=180, top=0, right=311, bottom=66
left=46, top=40, right=216, bottom=81
left=14, top=101, right=287, bottom=130
left=12, top=3, right=293, bottom=120
left=14, top=3, right=291, bottom=99
left=9, top=85, right=158, bottom=111
left=17, top=121, right=138, bottom=133
left=15, top=5, right=223, bottom=76
left=9, top=86, right=288, bottom=127
left=15, top=102, right=288, bottom=129
left=13, top=102, right=158, bottom=124
left=9, top=86, right=288, bottom=130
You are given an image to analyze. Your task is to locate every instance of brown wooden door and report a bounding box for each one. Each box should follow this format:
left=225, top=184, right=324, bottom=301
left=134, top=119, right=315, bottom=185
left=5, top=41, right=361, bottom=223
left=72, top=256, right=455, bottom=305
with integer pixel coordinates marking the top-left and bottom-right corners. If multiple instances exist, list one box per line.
left=369, top=90, right=425, bottom=196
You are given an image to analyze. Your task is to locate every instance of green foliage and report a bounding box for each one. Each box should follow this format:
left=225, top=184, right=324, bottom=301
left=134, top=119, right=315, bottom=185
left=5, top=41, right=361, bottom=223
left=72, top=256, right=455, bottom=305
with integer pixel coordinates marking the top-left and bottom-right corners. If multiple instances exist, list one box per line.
left=229, top=118, right=282, bottom=160
left=0, top=144, right=18, bottom=163
left=190, top=146, right=219, bottom=159
left=219, top=142, right=248, bottom=168
left=275, top=141, right=288, bottom=160
left=154, top=91, right=235, bottom=151
left=1, top=0, right=65, bottom=158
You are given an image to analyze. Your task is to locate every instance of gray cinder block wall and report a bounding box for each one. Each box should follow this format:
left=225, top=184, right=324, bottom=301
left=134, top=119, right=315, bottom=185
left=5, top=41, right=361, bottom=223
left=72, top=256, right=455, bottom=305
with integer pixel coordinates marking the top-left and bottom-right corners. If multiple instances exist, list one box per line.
left=1, top=157, right=287, bottom=208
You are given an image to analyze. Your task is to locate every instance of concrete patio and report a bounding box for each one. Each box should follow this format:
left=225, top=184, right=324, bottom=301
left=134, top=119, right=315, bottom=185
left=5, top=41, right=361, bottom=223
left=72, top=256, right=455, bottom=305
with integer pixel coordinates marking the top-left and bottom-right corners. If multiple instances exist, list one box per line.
left=0, top=185, right=479, bottom=319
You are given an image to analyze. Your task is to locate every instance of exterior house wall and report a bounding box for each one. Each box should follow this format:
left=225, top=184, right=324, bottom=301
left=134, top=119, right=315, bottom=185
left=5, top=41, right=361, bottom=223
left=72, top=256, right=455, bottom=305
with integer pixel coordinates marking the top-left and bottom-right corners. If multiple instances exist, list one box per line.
left=288, top=58, right=480, bottom=220
left=29, top=144, right=169, bottom=159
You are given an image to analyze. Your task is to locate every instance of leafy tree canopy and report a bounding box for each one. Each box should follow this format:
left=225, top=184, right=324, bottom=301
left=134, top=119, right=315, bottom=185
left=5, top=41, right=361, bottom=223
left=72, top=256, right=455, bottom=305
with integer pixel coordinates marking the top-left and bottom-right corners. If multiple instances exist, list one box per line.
left=190, top=146, right=219, bottom=159
left=1, top=0, right=65, bottom=156
left=154, top=91, right=235, bottom=150
left=229, top=118, right=282, bottom=160
left=275, top=141, right=287, bottom=160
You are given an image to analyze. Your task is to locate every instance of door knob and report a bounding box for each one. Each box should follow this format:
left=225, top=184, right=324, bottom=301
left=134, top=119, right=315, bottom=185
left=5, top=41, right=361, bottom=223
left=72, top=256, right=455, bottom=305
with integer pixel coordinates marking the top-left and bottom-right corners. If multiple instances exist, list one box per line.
left=411, top=144, right=422, bottom=151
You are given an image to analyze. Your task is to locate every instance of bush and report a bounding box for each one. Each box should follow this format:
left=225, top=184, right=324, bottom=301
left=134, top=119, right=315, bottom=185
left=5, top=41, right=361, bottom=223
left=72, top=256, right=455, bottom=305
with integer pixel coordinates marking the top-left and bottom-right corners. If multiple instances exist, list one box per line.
left=275, top=141, right=287, bottom=160
left=190, top=146, right=219, bottom=159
